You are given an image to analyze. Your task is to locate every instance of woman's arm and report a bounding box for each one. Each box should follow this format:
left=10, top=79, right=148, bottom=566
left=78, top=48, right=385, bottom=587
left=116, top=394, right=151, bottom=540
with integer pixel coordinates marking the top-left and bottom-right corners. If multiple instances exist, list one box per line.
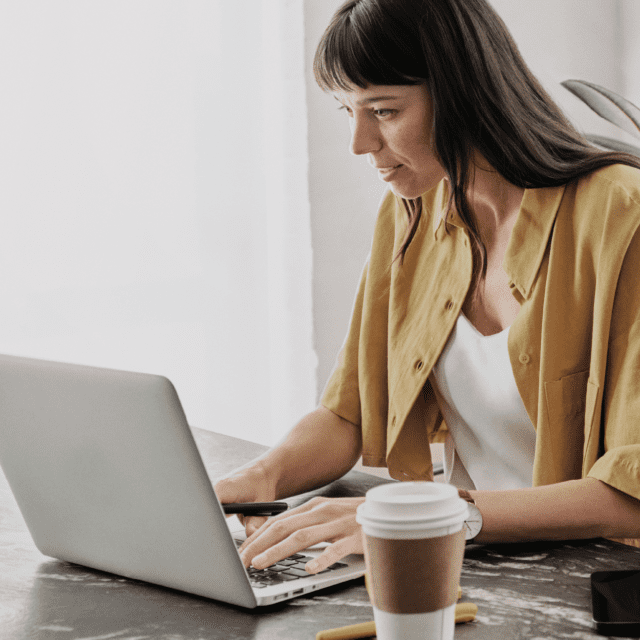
left=235, top=473, right=640, bottom=575
left=271, top=406, right=363, bottom=498
left=214, top=406, right=362, bottom=521
left=472, top=477, right=640, bottom=544
left=214, top=406, right=365, bottom=573
left=249, top=405, right=361, bottom=498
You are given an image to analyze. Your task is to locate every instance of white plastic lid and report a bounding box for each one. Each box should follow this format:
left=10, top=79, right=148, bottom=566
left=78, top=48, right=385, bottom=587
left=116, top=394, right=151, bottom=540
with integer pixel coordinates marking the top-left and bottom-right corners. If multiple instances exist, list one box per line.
left=357, top=482, right=468, bottom=527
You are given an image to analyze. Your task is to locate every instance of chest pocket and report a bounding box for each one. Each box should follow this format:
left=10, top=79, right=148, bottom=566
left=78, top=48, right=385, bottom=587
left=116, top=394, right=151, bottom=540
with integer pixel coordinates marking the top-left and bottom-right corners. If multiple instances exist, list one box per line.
left=544, top=370, right=590, bottom=482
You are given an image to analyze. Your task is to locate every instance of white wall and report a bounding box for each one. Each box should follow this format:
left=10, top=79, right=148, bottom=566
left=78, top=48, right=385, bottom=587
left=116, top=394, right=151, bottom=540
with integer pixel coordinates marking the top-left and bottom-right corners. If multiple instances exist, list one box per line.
left=0, top=1, right=316, bottom=446
left=621, top=0, right=640, bottom=107
left=304, top=0, right=385, bottom=400
left=306, top=0, right=637, bottom=398
left=492, top=0, right=638, bottom=146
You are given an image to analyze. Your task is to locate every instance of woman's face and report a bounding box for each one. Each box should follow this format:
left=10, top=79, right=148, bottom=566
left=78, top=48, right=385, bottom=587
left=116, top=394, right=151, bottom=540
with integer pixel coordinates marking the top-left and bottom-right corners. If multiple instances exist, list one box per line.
left=333, top=83, right=445, bottom=199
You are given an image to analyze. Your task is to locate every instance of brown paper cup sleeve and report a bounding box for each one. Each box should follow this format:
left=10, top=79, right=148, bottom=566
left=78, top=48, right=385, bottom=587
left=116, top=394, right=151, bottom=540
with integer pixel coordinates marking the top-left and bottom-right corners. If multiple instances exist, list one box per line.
left=363, top=530, right=466, bottom=614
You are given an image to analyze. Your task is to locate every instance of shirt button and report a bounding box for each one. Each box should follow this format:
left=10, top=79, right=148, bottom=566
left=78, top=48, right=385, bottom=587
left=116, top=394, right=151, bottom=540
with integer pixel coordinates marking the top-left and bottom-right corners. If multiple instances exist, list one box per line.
left=519, top=353, right=531, bottom=364
left=444, top=299, right=455, bottom=311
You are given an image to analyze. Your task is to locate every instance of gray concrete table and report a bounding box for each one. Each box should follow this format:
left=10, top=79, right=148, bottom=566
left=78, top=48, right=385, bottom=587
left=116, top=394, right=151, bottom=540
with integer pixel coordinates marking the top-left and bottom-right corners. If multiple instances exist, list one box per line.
left=2, top=428, right=640, bottom=639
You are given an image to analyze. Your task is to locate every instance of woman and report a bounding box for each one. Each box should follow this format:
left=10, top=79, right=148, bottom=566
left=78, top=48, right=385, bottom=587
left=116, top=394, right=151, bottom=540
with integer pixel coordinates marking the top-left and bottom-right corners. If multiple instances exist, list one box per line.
left=215, top=0, right=640, bottom=574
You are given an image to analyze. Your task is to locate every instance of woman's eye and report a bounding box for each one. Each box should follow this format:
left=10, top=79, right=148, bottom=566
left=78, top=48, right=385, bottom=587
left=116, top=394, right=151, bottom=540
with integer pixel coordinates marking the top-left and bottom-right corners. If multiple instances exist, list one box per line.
left=336, top=105, right=394, bottom=118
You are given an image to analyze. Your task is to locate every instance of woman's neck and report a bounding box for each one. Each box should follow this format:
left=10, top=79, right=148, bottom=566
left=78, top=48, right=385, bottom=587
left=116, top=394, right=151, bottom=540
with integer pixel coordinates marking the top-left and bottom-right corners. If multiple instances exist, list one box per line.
left=466, top=152, right=524, bottom=246
left=459, top=152, right=524, bottom=336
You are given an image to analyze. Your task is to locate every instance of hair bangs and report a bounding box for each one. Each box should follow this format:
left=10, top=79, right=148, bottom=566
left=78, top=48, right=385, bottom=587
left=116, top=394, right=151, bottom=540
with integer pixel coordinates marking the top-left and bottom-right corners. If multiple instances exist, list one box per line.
left=314, top=1, right=423, bottom=92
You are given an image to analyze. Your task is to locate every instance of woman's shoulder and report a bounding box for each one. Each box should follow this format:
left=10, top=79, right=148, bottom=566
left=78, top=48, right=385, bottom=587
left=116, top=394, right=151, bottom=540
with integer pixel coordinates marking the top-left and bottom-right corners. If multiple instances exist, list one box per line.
left=560, top=164, right=640, bottom=265
left=574, top=163, right=640, bottom=205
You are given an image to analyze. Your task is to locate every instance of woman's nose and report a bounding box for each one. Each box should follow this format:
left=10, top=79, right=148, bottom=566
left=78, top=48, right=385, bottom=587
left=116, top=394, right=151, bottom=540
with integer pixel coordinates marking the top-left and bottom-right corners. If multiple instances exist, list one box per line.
left=349, top=116, right=381, bottom=156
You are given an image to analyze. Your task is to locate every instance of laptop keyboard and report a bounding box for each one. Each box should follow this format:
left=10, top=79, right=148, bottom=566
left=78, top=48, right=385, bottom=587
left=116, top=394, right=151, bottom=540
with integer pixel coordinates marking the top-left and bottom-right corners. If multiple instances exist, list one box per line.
left=234, top=539, right=347, bottom=589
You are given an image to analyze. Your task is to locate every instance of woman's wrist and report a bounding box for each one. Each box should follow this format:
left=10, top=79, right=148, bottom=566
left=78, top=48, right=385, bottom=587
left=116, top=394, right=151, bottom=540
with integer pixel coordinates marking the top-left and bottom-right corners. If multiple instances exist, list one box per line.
left=242, top=457, right=280, bottom=499
left=465, top=478, right=640, bottom=544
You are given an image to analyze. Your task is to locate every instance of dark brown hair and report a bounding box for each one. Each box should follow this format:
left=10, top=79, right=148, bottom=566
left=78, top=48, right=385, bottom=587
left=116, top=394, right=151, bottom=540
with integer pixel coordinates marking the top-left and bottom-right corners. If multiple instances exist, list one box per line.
left=314, top=0, right=640, bottom=287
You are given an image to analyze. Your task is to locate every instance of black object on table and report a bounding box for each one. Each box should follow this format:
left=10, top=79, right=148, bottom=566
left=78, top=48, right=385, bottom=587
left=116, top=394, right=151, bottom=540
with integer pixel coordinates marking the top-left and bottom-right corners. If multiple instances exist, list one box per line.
left=223, top=502, right=289, bottom=516
left=1, top=427, right=640, bottom=639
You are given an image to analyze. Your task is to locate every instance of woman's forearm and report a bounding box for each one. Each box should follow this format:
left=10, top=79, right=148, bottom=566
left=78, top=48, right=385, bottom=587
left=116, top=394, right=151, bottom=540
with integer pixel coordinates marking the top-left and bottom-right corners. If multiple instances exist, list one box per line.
left=236, top=406, right=363, bottom=500
left=472, top=477, right=640, bottom=544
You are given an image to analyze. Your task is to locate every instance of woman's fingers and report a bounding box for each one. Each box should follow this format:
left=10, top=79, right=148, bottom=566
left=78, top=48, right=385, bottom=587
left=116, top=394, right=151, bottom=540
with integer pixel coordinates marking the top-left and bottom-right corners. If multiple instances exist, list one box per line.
left=239, top=497, right=335, bottom=555
left=238, top=497, right=322, bottom=554
left=213, top=478, right=241, bottom=518
left=239, top=497, right=364, bottom=571
left=244, top=515, right=269, bottom=536
left=305, top=531, right=363, bottom=573
left=245, top=520, right=339, bottom=569
left=213, top=469, right=278, bottom=525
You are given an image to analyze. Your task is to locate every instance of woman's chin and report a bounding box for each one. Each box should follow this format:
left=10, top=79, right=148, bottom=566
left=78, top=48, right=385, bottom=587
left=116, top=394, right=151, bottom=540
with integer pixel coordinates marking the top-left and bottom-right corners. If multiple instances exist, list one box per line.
left=389, top=181, right=439, bottom=200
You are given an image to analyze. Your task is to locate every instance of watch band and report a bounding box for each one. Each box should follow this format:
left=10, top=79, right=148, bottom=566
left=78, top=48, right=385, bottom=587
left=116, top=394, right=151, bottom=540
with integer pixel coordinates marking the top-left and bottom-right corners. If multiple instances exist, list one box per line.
left=458, top=488, right=476, bottom=505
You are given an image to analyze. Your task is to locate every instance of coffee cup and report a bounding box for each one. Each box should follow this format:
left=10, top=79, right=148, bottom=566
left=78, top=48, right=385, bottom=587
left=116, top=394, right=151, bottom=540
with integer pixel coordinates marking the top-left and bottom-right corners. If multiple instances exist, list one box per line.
left=356, top=482, right=468, bottom=640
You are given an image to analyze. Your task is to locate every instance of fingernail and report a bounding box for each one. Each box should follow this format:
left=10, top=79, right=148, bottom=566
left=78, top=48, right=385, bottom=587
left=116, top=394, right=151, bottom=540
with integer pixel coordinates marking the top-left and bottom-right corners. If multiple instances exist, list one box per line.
left=306, top=561, right=318, bottom=573
left=250, top=555, right=261, bottom=568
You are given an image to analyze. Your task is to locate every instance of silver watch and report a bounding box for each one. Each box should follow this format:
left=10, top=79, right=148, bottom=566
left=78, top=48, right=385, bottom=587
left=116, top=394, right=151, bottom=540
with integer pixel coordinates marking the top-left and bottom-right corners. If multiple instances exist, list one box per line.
left=459, top=489, right=483, bottom=544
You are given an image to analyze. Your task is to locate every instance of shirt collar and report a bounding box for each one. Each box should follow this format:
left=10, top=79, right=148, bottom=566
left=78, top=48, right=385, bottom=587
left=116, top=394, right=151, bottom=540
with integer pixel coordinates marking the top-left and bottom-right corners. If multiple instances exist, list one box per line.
left=430, top=179, right=566, bottom=301
left=503, top=183, right=566, bottom=300
left=431, top=180, right=474, bottom=236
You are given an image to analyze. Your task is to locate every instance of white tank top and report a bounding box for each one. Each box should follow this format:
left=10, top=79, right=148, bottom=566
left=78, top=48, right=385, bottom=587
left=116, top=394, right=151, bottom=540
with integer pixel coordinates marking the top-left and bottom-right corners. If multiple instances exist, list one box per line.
left=431, top=312, right=536, bottom=491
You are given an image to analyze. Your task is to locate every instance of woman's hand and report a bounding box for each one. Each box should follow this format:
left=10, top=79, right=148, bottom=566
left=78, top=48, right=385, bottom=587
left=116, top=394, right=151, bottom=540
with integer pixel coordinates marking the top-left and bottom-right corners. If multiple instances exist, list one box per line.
left=238, top=496, right=365, bottom=574
left=214, top=462, right=279, bottom=536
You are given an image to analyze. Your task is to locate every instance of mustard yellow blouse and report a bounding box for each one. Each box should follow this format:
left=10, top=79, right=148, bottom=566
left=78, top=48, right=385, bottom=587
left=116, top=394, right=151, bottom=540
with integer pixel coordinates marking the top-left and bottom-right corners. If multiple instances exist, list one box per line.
left=321, top=164, right=640, bottom=503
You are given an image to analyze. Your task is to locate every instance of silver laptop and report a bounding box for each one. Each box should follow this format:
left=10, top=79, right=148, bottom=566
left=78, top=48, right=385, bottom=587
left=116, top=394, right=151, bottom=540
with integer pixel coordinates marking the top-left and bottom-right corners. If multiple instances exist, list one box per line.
left=0, top=353, right=365, bottom=608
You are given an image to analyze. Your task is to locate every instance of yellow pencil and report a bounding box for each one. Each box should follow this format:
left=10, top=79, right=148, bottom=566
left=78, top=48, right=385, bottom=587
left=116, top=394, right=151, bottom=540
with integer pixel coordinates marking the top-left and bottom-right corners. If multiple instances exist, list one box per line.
left=315, top=620, right=376, bottom=640
left=316, top=602, right=478, bottom=640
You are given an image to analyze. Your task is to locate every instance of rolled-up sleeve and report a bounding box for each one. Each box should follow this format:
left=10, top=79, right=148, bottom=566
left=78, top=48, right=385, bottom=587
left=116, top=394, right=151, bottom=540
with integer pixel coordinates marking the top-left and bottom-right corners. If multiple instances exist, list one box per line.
left=588, top=226, right=640, bottom=501
left=320, top=189, right=399, bottom=465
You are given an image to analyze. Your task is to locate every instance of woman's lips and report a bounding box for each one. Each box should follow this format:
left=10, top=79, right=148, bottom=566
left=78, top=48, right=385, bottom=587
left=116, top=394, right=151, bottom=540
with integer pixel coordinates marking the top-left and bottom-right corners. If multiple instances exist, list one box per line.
left=377, top=164, right=403, bottom=180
